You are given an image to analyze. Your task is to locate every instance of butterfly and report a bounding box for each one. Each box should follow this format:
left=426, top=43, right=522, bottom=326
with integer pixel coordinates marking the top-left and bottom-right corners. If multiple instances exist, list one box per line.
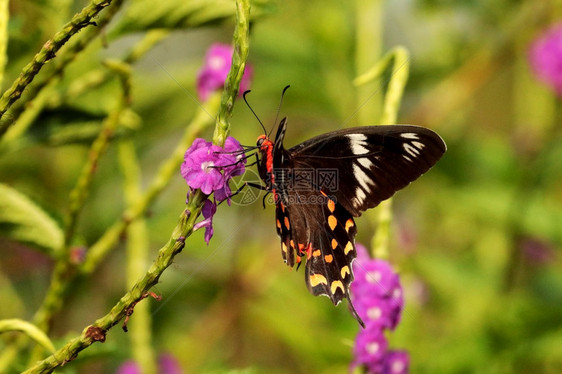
left=247, top=89, right=446, bottom=326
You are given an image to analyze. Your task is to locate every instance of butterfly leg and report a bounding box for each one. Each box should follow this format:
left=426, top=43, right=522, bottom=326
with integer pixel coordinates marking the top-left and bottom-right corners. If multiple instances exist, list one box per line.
left=217, top=181, right=267, bottom=206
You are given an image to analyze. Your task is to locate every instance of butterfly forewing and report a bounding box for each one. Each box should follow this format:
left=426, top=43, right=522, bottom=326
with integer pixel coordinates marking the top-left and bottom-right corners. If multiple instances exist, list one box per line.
left=289, top=125, right=446, bottom=216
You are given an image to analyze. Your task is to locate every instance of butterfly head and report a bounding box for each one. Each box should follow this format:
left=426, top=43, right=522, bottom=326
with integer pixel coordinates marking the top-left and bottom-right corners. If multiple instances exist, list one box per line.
left=256, top=134, right=273, bottom=153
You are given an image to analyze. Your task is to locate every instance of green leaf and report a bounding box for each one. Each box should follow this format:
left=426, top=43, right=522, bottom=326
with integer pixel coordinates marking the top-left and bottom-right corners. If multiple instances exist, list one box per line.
left=0, top=184, right=63, bottom=257
left=109, top=0, right=275, bottom=37
left=0, top=319, right=56, bottom=353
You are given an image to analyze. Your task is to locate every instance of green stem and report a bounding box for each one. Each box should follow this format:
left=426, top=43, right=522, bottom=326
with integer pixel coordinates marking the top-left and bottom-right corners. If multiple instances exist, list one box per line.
left=354, top=47, right=410, bottom=258
left=22, top=0, right=252, bottom=371
left=57, top=29, right=170, bottom=107
left=81, top=92, right=220, bottom=274
left=212, top=0, right=251, bottom=146
left=0, top=0, right=8, bottom=88
left=31, top=62, right=132, bottom=337
left=1, top=28, right=167, bottom=147
left=0, top=0, right=124, bottom=140
left=118, top=140, right=157, bottom=374
left=0, top=0, right=113, bottom=126
left=355, top=0, right=383, bottom=125
left=22, top=206, right=199, bottom=374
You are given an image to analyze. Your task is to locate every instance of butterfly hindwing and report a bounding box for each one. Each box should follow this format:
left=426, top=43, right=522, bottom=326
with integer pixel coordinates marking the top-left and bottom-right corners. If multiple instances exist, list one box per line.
left=303, top=192, right=357, bottom=305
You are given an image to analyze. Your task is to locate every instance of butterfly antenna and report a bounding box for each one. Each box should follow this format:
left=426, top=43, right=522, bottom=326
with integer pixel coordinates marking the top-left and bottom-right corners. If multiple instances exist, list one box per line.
left=243, top=90, right=268, bottom=135
left=269, top=85, right=291, bottom=137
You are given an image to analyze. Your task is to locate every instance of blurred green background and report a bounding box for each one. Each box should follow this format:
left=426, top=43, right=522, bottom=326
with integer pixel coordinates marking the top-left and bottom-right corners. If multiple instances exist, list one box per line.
left=1, top=0, right=561, bottom=373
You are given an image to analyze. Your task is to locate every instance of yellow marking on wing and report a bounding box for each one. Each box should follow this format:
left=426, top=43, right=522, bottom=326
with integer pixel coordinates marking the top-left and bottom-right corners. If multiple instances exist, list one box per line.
left=282, top=242, right=288, bottom=253
left=344, top=241, right=354, bottom=255
left=309, top=273, right=328, bottom=287
left=331, top=280, right=345, bottom=295
left=340, top=265, right=350, bottom=278
left=312, top=249, right=321, bottom=257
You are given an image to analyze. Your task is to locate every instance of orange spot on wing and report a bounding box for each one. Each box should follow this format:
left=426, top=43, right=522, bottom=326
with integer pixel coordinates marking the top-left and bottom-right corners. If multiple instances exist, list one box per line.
left=284, top=216, right=290, bottom=230
left=345, top=218, right=354, bottom=232
left=327, top=199, right=335, bottom=213
left=328, top=215, right=337, bottom=231
left=312, top=249, right=321, bottom=257
left=331, top=239, right=338, bottom=249
left=324, top=254, right=333, bottom=263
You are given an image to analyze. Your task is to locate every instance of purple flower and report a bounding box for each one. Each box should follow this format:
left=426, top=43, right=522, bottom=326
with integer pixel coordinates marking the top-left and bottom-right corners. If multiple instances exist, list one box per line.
left=388, top=283, right=404, bottom=329
left=181, top=137, right=245, bottom=197
left=351, top=325, right=388, bottom=374
left=197, top=43, right=253, bottom=101
left=351, top=253, right=403, bottom=330
left=182, top=136, right=245, bottom=244
left=116, top=361, right=139, bottom=374
left=520, top=237, right=555, bottom=265
left=352, top=245, right=401, bottom=300
left=382, top=350, right=410, bottom=374
left=354, top=297, right=394, bottom=330
left=529, top=23, right=562, bottom=95
left=192, top=199, right=217, bottom=245
left=214, top=137, right=247, bottom=204
left=181, top=140, right=224, bottom=195
left=159, top=353, right=183, bottom=374
left=116, top=354, right=183, bottom=374
left=350, top=243, right=408, bottom=373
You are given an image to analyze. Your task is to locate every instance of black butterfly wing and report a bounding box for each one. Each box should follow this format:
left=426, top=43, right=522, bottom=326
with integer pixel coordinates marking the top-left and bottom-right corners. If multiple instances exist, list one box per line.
left=288, top=124, right=446, bottom=217
left=275, top=186, right=358, bottom=306
left=267, top=119, right=445, bottom=325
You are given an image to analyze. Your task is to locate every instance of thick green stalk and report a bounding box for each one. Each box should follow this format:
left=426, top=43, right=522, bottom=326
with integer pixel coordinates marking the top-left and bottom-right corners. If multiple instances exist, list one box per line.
left=212, top=0, right=251, bottom=146
left=355, top=0, right=383, bottom=126
left=354, top=47, right=410, bottom=258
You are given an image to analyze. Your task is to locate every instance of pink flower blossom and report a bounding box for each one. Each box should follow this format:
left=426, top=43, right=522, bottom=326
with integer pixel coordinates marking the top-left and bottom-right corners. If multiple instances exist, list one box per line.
left=197, top=44, right=253, bottom=101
